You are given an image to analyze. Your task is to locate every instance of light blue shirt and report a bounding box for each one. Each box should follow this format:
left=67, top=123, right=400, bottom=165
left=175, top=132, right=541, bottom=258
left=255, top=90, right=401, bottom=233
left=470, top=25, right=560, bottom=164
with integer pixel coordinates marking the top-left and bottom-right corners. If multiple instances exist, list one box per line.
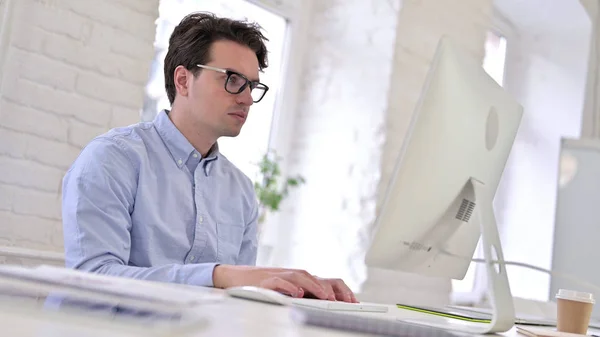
left=62, top=110, right=259, bottom=287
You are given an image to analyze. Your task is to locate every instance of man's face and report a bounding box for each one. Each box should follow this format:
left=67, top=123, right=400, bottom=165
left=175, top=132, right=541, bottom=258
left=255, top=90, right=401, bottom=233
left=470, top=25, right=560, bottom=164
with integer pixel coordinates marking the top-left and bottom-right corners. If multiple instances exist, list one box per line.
left=187, top=40, right=259, bottom=139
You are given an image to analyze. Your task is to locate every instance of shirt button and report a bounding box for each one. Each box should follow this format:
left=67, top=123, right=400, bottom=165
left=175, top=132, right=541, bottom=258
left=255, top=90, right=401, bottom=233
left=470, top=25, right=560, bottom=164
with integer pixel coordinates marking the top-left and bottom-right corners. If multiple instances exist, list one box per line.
left=193, top=153, right=198, bottom=158
left=198, top=216, right=203, bottom=224
left=177, top=159, right=183, bottom=165
left=188, top=255, right=195, bottom=262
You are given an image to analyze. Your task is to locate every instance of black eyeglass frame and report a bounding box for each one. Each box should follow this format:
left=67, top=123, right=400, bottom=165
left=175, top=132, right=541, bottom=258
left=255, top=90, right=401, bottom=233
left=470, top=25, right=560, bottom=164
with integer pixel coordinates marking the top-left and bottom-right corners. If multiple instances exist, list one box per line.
left=196, top=64, right=269, bottom=103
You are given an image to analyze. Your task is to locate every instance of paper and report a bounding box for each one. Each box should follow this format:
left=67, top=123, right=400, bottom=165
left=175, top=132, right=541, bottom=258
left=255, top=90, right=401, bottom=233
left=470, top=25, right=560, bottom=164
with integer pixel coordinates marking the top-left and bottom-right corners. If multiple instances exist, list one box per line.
left=517, top=326, right=589, bottom=337
left=0, top=267, right=212, bottom=335
left=38, top=265, right=224, bottom=306
left=0, top=265, right=223, bottom=308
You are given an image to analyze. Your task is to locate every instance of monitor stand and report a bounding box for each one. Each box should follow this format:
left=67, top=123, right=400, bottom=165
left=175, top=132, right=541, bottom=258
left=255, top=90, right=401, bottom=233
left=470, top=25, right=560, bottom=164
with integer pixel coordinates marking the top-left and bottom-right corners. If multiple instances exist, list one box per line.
left=401, top=177, right=515, bottom=334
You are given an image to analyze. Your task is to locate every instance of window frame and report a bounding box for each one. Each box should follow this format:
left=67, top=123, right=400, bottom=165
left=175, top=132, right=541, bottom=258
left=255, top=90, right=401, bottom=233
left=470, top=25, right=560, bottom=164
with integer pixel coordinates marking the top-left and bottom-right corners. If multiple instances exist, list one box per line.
left=244, top=0, right=314, bottom=267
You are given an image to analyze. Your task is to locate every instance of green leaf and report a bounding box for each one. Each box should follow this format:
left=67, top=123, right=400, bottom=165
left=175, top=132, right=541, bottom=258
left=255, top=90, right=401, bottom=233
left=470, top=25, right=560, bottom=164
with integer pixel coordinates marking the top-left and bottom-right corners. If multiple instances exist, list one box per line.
left=253, top=149, right=305, bottom=215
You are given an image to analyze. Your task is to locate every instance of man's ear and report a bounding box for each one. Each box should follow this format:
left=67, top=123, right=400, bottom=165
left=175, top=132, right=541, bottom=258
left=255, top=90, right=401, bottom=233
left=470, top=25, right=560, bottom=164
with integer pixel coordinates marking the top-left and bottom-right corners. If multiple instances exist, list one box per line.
left=174, top=65, right=190, bottom=98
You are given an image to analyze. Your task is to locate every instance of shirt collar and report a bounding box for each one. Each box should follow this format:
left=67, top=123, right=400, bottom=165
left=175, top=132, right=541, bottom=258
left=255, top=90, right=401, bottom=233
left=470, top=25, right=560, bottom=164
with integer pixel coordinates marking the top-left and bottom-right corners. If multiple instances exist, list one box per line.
left=153, top=110, right=219, bottom=168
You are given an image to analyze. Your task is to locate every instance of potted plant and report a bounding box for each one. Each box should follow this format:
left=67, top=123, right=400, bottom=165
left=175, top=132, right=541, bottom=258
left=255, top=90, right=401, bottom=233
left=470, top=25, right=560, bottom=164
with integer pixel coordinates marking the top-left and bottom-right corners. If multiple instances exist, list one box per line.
left=254, top=150, right=305, bottom=229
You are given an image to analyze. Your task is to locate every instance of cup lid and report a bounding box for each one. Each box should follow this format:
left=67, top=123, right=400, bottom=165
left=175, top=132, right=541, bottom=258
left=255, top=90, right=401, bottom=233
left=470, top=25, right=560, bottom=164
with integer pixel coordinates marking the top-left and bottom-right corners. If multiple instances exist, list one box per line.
left=556, top=289, right=595, bottom=304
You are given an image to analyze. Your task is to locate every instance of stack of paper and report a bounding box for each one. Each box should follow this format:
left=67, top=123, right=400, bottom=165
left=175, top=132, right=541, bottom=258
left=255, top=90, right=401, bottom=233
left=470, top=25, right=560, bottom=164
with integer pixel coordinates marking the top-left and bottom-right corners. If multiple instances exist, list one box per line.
left=0, top=265, right=223, bottom=309
left=0, top=264, right=223, bottom=335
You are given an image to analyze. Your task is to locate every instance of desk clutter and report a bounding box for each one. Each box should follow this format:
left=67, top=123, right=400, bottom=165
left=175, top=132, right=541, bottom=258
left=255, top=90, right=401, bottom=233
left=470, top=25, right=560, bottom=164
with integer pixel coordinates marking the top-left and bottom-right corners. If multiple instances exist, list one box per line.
left=517, top=326, right=590, bottom=337
left=0, top=264, right=220, bottom=336
left=1, top=263, right=599, bottom=337
left=555, top=289, right=596, bottom=335
left=291, top=306, right=463, bottom=337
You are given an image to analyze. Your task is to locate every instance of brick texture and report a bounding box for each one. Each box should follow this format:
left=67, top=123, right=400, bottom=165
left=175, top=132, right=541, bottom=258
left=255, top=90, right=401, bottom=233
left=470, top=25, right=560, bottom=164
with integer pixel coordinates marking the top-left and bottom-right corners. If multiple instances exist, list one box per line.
left=366, top=0, right=493, bottom=305
left=0, top=0, right=158, bottom=255
left=377, top=0, right=492, bottom=208
left=277, top=0, right=494, bottom=303
left=277, top=0, right=400, bottom=291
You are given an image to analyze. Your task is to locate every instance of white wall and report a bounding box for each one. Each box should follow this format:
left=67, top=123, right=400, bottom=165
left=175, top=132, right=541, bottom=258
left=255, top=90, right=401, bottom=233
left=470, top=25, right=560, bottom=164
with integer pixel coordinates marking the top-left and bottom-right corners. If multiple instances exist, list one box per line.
left=270, top=0, right=401, bottom=291
left=271, top=0, right=495, bottom=305
left=550, top=138, right=600, bottom=319
left=496, top=24, right=590, bottom=301
left=361, top=0, right=494, bottom=305
left=0, top=0, right=158, bottom=261
left=579, top=0, right=600, bottom=138
left=0, top=1, right=590, bottom=305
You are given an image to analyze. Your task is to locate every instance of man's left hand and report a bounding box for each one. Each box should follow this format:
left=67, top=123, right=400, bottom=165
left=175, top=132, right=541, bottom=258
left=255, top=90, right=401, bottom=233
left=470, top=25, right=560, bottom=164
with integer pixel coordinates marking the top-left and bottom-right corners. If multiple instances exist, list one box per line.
left=311, top=277, right=358, bottom=303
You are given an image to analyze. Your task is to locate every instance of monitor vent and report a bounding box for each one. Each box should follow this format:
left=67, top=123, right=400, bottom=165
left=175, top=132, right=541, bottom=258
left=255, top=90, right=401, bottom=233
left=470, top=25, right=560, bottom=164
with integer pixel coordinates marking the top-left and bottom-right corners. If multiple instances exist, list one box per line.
left=456, top=199, right=475, bottom=222
left=402, top=241, right=432, bottom=252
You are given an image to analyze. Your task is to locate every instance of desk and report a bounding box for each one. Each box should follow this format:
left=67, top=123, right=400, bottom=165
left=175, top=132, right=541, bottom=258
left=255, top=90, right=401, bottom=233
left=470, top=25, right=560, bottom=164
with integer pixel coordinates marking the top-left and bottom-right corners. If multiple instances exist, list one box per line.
left=3, top=286, right=596, bottom=337
left=190, top=293, right=531, bottom=336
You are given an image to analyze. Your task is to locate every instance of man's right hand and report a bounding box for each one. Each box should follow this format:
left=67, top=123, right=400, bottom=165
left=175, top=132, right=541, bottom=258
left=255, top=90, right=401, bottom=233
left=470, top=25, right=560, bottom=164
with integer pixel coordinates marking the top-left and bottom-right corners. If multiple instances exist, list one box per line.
left=212, top=265, right=357, bottom=302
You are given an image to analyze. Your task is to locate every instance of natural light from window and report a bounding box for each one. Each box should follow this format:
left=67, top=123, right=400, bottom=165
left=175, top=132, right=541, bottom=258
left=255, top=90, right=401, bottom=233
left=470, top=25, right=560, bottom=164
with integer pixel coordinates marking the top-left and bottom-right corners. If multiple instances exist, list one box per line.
left=483, top=30, right=508, bottom=86
left=144, top=0, right=287, bottom=184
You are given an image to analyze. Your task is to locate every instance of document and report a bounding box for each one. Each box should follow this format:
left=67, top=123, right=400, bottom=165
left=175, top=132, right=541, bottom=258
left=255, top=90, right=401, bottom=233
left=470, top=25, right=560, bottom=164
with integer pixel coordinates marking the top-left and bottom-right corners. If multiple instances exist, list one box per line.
left=0, top=265, right=223, bottom=308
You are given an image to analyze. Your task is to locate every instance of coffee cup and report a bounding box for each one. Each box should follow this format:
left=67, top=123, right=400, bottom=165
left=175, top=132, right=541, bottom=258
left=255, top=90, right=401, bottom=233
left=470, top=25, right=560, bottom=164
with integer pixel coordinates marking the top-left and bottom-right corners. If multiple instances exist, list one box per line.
left=555, top=289, right=595, bottom=335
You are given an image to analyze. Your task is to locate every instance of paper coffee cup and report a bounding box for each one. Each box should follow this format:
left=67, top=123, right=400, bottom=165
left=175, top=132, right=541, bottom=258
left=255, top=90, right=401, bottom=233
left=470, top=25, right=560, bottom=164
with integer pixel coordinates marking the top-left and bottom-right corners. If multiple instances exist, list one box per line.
left=556, top=289, right=595, bottom=335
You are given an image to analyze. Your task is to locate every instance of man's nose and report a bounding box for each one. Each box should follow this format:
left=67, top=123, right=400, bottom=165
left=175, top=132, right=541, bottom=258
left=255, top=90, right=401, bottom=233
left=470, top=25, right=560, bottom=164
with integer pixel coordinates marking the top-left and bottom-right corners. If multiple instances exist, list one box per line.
left=236, top=86, right=254, bottom=106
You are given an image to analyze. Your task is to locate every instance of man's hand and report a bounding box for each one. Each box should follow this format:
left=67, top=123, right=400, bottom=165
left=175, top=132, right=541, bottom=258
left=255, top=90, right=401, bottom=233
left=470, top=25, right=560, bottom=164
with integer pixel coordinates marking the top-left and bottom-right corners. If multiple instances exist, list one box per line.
left=212, top=265, right=358, bottom=303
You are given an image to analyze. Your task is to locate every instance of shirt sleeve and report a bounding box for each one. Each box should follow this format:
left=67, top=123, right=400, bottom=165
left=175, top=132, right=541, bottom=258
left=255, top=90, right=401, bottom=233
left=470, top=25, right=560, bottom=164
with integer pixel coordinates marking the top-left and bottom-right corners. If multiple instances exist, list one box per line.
left=62, top=137, right=218, bottom=287
left=237, top=195, right=259, bottom=265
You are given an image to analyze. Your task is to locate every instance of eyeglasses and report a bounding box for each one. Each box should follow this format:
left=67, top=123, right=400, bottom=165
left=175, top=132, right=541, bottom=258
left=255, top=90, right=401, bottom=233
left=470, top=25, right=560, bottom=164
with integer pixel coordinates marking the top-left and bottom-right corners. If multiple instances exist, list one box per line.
left=196, top=64, right=269, bottom=103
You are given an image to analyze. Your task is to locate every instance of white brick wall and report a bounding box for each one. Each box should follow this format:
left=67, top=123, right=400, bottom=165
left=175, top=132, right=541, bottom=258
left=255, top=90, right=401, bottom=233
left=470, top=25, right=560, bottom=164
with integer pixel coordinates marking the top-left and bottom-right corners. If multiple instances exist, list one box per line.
left=0, top=0, right=158, bottom=258
left=275, top=0, right=400, bottom=291
left=499, top=25, right=589, bottom=302
left=276, top=0, right=494, bottom=304
left=366, top=0, right=494, bottom=306
left=377, top=0, right=492, bottom=208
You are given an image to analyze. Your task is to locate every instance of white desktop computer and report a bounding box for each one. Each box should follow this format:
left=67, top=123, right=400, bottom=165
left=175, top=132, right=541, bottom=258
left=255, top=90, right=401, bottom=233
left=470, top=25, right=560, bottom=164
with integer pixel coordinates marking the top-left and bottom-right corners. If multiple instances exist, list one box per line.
left=365, top=36, right=523, bottom=334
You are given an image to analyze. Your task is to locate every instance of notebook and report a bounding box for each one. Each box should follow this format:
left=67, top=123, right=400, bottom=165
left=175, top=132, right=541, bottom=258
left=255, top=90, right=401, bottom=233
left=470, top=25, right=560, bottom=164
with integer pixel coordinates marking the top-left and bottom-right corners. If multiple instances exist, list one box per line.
left=396, top=303, right=558, bottom=326
left=396, top=303, right=600, bottom=329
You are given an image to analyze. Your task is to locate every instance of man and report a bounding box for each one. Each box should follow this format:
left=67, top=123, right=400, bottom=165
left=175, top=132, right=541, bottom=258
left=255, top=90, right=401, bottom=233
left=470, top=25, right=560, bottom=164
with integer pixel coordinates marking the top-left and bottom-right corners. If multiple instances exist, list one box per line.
left=62, top=12, right=357, bottom=303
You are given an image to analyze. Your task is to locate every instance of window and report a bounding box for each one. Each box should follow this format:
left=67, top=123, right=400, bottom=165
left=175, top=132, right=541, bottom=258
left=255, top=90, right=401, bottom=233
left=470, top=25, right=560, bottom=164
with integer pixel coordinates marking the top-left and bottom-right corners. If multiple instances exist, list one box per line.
left=451, top=30, right=508, bottom=298
left=483, top=30, right=508, bottom=86
left=143, top=0, right=288, bottom=184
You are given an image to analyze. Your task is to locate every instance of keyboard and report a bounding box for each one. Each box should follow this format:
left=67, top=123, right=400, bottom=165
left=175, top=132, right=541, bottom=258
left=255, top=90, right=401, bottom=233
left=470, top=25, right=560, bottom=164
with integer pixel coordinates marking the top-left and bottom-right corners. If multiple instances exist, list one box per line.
left=225, top=286, right=388, bottom=313
left=290, top=297, right=388, bottom=313
left=291, top=306, right=462, bottom=337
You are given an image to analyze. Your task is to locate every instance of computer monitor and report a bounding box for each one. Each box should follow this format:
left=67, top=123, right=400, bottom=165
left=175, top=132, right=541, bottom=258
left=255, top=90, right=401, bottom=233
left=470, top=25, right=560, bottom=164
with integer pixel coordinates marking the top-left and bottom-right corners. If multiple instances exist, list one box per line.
left=365, top=36, right=523, bottom=334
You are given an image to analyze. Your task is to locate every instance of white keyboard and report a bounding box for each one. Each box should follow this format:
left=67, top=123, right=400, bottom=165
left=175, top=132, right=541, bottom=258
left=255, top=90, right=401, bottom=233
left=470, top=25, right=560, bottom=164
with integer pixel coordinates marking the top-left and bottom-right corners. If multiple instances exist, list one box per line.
left=289, top=297, right=388, bottom=313
left=291, top=306, right=461, bottom=337
left=226, top=286, right=388, bottom=313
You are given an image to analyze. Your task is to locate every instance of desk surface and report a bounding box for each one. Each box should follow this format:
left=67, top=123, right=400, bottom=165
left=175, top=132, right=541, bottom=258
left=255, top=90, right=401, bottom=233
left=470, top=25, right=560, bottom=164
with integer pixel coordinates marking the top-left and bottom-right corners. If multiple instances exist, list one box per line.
left=3, top=286, right=595, bottom=337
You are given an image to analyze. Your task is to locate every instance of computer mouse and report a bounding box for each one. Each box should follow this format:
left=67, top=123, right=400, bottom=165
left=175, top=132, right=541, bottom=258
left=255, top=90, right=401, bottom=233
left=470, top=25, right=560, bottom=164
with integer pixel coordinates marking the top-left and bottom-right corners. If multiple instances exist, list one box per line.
left=225, top=286, right=292, bottom=305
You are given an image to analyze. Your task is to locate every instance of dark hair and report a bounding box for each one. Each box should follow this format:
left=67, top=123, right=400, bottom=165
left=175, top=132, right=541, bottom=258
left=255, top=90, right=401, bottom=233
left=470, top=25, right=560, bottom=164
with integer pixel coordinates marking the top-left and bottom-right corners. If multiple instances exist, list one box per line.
left=163, top=12, right=269, bottom=104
